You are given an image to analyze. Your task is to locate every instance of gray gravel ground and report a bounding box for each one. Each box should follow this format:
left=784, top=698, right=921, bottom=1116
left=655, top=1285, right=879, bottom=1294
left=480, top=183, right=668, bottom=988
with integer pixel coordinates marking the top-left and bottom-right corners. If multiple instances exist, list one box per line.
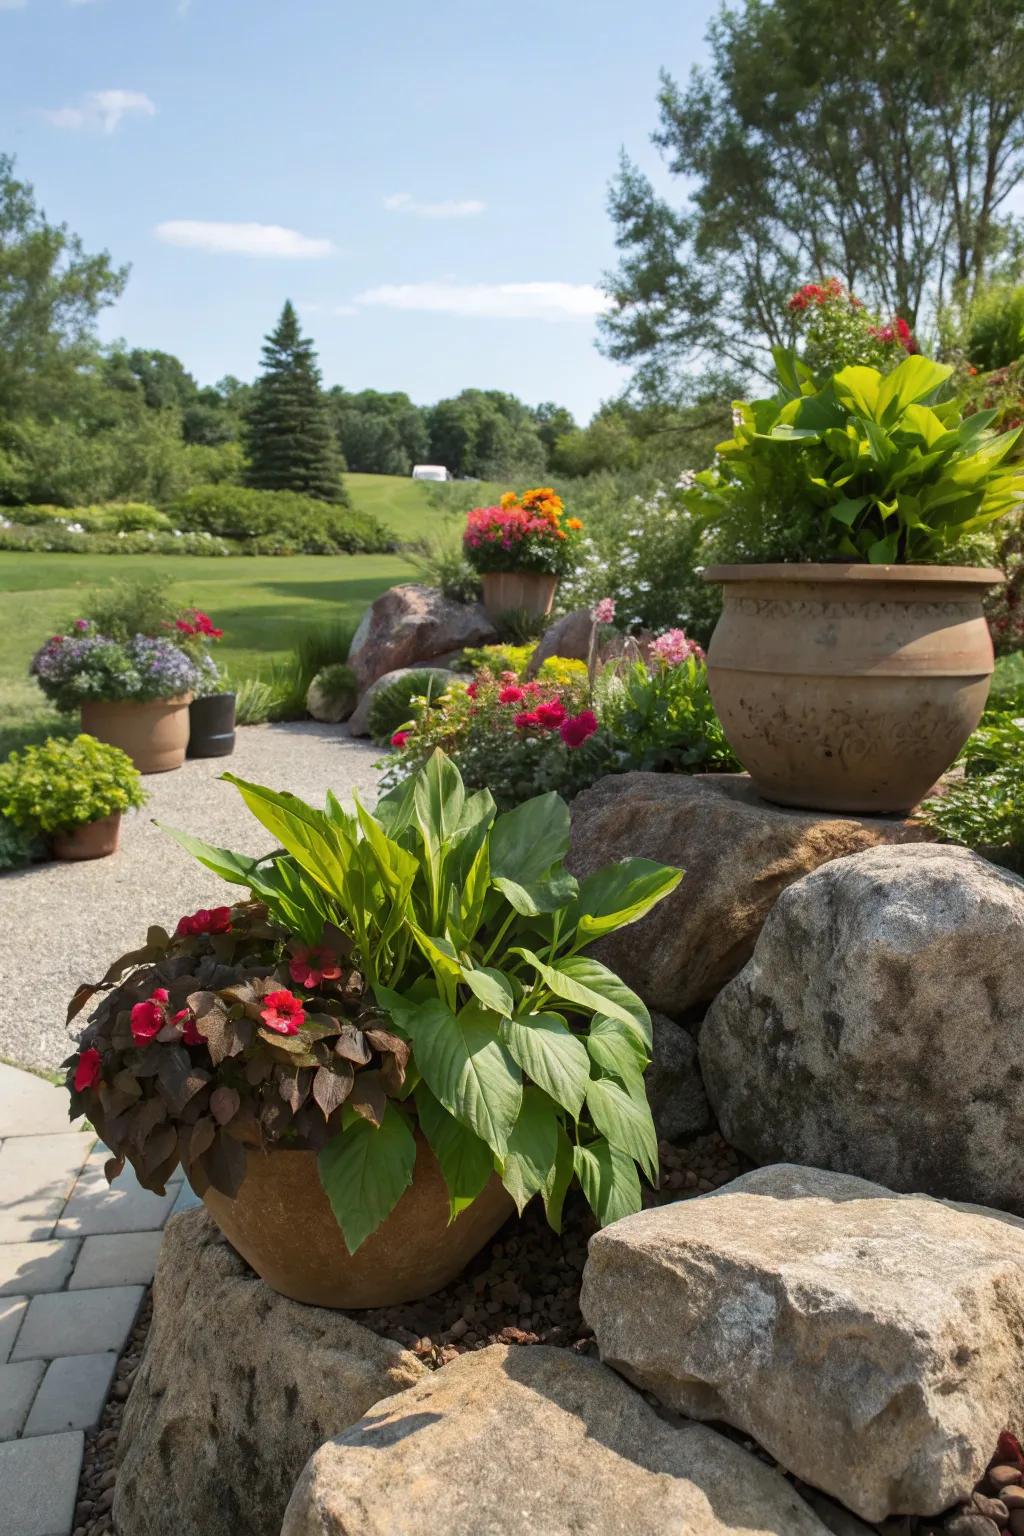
left=0, top=722, right=383, bottom=1071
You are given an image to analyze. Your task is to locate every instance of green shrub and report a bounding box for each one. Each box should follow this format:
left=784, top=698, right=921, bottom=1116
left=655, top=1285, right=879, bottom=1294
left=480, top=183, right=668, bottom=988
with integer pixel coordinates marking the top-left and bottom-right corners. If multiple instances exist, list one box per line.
left=12, top=502, right=171, bottom=533
left=967, top=282, right=1024, bottom=372
left=367, top=668, right=453, bottom=743
left=0, top=734, right=148, bottom=835
left=234, top=677, right=280, bottom=726
left=0, top=814, right=48, bottom=871
left=170, top=484, right=394, bottom=554
left=308, top=662, right=357, bottom=718
left=0, top=523, right=232, bottom=556
left=921, top=763, right=1024, bottom=874
left=402, top=531, right=481, bottom=604
left=596, top=655, right=739, bottom=773
left=455, top=642, right=537, bottom=677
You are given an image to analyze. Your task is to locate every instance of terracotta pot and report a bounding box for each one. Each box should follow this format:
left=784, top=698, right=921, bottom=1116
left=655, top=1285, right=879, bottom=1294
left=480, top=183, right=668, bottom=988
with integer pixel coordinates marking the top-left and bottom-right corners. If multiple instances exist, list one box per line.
left=481, top=571, right=558, bottom=622
left=80, top=695, right=192, bottom=774
left=702, top=563, right=1004, bottom=814
left=195, top=1135, right=514, bottom=1308
left=52, top=811, right=121, bottom=862
left=187, top=692, right=236, bottom=759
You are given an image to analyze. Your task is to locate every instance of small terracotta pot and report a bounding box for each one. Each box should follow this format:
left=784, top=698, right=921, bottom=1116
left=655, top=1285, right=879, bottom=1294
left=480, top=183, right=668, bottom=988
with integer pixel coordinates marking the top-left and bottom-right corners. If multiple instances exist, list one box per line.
left=481, top=571, right=558, bottom=622
left=187, top=692, right=236, bottom=759
left=195, top=1135, right=514, bottom=1308
left=80, top=695, right=192, bottom=774
left=703, top=563, right=1004, bottom=814
left=52, top=811, right=122, bottom=862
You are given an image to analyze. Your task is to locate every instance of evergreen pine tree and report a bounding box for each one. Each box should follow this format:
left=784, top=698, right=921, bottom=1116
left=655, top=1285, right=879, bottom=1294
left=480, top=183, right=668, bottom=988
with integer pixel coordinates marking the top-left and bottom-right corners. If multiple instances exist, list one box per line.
left=244, top=301, right=347, bottom=503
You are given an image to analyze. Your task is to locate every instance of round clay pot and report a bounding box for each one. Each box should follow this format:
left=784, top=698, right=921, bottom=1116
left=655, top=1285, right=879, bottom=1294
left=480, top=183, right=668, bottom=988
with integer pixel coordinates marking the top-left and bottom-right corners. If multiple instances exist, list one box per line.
left=52, top=811, right=122, bottom=862
left=195, top=1135, right=514, bottom=1308
left=702, top=563, right=1004, bottom=815
left=481, top=571, right=558, bottom=622
left=80, top=695, right=192, bottom=774
left=187, top=692, right=236, bottom=759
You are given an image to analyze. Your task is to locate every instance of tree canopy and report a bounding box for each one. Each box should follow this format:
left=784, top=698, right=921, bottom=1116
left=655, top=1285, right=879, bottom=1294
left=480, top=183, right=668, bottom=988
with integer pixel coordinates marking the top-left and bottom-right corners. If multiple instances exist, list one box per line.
left=244, top=301, right=346, bottom=504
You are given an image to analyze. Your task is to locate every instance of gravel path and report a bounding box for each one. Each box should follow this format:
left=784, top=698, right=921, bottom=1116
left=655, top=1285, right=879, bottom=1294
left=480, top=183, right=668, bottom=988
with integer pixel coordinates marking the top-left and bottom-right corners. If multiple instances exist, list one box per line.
left=0, top=723, right=383, bottom=1071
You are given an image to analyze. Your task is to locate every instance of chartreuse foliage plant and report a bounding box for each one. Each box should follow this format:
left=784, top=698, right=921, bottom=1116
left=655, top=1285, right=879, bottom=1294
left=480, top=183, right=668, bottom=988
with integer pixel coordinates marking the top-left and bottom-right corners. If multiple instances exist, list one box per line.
left=697, top=351, right=1024, bottom=565
left=0, top=734, right=146, bottom=835
left=68, top=751, right=681, bottom=1253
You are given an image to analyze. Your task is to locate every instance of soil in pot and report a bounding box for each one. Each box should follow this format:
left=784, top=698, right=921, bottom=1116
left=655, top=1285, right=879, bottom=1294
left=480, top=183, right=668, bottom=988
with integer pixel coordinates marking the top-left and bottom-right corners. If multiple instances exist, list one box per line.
left=195, top=1134, right=515, bottom=1308
left=53, top=811, right=122, bottom=861
left=187, top=692, right=236, bottom=759
left=481, top=571, right=558, bottom=623
left=80, top=695, right=192, bottom=774
left=703, top=563, right=1003, bottom=815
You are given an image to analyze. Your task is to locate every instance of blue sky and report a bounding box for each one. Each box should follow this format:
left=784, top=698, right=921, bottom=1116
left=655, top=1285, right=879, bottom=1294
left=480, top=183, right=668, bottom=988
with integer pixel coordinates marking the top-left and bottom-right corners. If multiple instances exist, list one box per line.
left=0, top=0, right=719, bottom=421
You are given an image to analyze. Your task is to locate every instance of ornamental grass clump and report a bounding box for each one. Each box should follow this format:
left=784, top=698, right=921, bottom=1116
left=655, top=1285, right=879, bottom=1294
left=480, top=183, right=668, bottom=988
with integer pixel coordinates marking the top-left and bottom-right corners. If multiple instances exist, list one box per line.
left=66, top=751, right=681, bottom=1252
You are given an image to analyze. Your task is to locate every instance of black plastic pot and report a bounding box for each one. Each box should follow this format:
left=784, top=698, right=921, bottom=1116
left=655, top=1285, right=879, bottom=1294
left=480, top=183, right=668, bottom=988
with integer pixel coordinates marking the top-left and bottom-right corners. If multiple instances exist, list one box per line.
left=187, top=692, right=237, bottom=758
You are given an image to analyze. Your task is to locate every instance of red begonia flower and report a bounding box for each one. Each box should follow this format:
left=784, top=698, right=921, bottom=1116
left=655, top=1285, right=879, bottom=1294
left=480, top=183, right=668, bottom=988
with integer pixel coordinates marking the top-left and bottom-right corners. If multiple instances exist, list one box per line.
left=74, top=1048, right=101, bottom=1093
left=130, top=998, right=165, bottom=1045
left=260, top=990, right=305, bottom=1035
left=391, top=730, right=409, bottom=748
left=560, top=710, right=598, bottom=748
left=289, top=945, right=343, bottom=989
left=514, top=710, right=541, bottom=730
left=498, top=685, right=525, bottom=705
left=176, top=906, right=232, bottom=937
left=535, top=700, right=566, bottom=729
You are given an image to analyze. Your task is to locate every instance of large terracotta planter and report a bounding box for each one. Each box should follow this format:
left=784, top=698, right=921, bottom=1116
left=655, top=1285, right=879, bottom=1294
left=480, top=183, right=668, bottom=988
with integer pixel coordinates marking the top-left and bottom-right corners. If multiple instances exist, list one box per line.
left=52, top=811, right=121, bottom=862
left=481, top=571, right=558, bottom=622
left=80, top=695, right=191, bottom=774
left=195, top=1135, right=514, bottom=1308
left=703, top=563, right=1004, bottom=814
left=187, top=692, right=236, bottom=759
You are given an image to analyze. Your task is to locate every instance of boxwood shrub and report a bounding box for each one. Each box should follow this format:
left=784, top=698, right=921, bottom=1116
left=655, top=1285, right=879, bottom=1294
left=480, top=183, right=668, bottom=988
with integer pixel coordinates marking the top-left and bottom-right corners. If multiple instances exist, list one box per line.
left=169, top=484, right=395, bottom=554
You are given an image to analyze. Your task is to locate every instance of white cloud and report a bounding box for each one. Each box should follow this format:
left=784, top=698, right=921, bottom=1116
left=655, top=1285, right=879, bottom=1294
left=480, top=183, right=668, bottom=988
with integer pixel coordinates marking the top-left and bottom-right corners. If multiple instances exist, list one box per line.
left=155, top=220, right=334, bottom=259
left=43, top=89, right=156, bottom=134
left=353, top=280, right=612, bottom=322
left=383, top=192, right=485, bottom=220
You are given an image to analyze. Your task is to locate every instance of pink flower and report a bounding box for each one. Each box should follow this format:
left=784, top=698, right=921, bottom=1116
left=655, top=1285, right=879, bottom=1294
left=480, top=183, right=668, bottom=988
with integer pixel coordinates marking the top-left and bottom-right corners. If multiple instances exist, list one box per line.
left=560, top=710, right=598, bottom=748
left=288, top=945, right=343, bottom=989
left=260, top=990, right=305, bottom=1035
left=650, top=628, right=704, bottom=666
left=535, top=700, right=566, bottom=729
left=466, top=682, right=479, bottom=699
left=73, top=618, right=89, bottom=632
left=591, top=597, right=616, bottom=625
left=391, top=730, right=410, bottom=748
left=130, top=997, right=166, bottom=1045
left=73, top=1048, right=101, bottom=1092
left=176, top=906, right=232, bottom=937
left=498, top=685, right=525, bottom=705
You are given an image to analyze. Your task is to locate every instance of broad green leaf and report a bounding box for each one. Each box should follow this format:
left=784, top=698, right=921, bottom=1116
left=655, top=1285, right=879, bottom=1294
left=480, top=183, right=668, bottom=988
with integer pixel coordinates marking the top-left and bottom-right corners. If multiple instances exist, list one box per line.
left=354, top=796, right=420, bottom=898
left=408, top=925, right=461, bottom=983
left=574, top=858, right=682, bottom=942
left=409, top=998, right=522, bottom=1156
left=489, top=793, right=570, bottom=885
left=587, top=1015, right=648, bottom=1083
left=502, top=1087, right=560, bottom=1215
left=157, top=824, right=260, bottom=887
left=826, top=496, right=869, bottom=527
left=413, top=749, right=466, bottom=857
left=317, top=1102, right=416, bottom=1254
left=586, top=1076, right=659, bottom=1182
left=415, top=1083, right=494, bottom=1219
left=461, top=964, right=515, bottom=1016
left=492, top=871, right=578, bottom=917
left=832, top=365, right=882, bottom=418
left=501, top=1012, right=590, bottom=1118
left=573, top=1139, right=642, bottom=1226
left=513, top=950, right=651, bottom=1046
left=542, top=1119, right=575, bottom=1231
left=868, top=531, right=900, bottom=563
left=875, top=355, right=952, bottom=422
left=221, top=774, right=351, bottom=900
left=373, top=774, right=419, bottom=839
left=897, top=403, right=947, bottom=448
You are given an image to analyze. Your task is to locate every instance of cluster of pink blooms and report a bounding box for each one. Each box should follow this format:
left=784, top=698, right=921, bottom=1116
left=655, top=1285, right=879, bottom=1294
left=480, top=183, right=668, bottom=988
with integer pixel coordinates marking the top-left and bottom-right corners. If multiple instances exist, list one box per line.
left=129, top=986, right=203, bottom=1048
left=787, top=278, right=848, bottom=311
left=464, top=506, right=565, bottom=552
left=867, top=315, right=916, bottom=351
left=591, top=597, right=616, bottom=624
left=649, top=628, right=704, bottom=665
left=477, top=673, right=599, bottom=748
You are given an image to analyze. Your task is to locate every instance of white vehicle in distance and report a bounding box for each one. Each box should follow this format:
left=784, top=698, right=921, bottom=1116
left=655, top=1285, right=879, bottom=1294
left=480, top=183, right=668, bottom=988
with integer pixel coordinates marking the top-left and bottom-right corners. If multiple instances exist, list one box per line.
left=411, top=464, right=450, bottom=482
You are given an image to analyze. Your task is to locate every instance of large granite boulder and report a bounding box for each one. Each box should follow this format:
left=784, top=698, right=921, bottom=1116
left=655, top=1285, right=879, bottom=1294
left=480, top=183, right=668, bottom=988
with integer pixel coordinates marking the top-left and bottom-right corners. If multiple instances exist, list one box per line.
left=282, top=1342, right=833, bottom=1536
left=581, top=1164, right=1024, bottom=1523
left=525, top=608, right=594, bottom=676
left=566, top=773, right=929, bottom=1018
left=348, top=584, right=495, bottom=692
left=348, top=665, right=459, bottom=738
left=646, top=1012, right=711, bottom=1141
left=699, top=843, right=1024, bottom=1210
left=114, top=1210, right=425, bottom=1536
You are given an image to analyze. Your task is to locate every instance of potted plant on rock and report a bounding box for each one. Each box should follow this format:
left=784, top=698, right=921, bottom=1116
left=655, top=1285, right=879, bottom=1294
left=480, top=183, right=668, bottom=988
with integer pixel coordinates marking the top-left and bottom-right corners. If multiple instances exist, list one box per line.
left=64, top=751, right=681, bottom=1308
left=692, top=350, right=1024, bottom=813
left=177, top=610, right=237, bottom=759
left=0, top=734, right=147, bottom=861
left=464, top=488, right=583, bottom=622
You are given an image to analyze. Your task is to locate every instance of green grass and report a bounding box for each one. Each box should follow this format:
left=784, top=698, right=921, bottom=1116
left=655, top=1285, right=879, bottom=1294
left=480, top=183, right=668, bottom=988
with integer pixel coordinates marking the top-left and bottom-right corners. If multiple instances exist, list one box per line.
left=345, top=473, right=448, bottom=540
left=0, top=550, right=414, bottom=754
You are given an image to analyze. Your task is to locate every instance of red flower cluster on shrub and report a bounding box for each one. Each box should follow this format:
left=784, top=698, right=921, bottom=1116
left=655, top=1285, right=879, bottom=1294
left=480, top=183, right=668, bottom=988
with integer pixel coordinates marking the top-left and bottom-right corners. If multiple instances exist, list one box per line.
left=260, top=989, right=305, bottom=1035
left=560, top=710, right=598, bottom=747
left=868, top=315, right=916, bottom=351
left=787, top=277, right=845, bottom=311
left=176, top=906, right=232, bottom=937
left=175, top=610, right=223, bottom=640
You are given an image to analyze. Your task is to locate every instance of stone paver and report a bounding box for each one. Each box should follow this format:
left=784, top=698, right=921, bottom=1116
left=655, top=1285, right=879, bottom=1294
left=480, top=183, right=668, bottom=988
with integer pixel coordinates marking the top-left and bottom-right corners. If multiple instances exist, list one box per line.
left=0, top=1430, right=84, bottom=1536
left=0, top=1360, right=45, bottom=1439
left=0, top=1296, right=28, bottom=1363
left=0, top=1064, right=80, bottom=1138
left=0, top=1241, right=79, bottom=1298
left=69, top=1230, right=163, bottom=1290
left=55, top=1162, right=176, bottom=1238
left=12, top=1286, right=144, bottom=1362
left=0, top=1133, right=96, bottom=1243
left=24, top=1353, right=117, bottom=1436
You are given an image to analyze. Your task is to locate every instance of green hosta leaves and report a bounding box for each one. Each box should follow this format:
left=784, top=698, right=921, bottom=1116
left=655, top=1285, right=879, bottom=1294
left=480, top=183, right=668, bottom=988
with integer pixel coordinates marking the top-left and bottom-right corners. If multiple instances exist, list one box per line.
left=875, top=355, right=951, bottom=422
left=573, top=1139, right=642, bottom=1226
left=492, top=871, right=578, bottom=917
left=489, top=793, right=570, bottom=885
left=512, top=949, right=651, bottom=1047
left=221, top=774, right=351, bottom=899
left=501, top=1012, right=590, bottom=1118
left=542, top=1120, right=575, bottom=1232
left=408, top=998, right=522, bottom=1156
left=502, top=1088, right=559, bottom=1215
left=415, top=1083, right=494, bottom=1219
left=317, top=1103, right=417, bottom=1254
left=586, top=1076, right=659, bottom=1183
left=587, top=1015, right=648, bottom=1085
left=574, top=858, right=683, bottom=942
left=156, top=825, right=261, bottom=887
left=460, top=964, right=515, bottom=1017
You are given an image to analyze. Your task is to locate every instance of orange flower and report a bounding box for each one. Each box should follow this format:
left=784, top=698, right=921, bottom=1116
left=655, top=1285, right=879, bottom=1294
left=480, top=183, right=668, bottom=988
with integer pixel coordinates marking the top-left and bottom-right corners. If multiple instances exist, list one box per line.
left=499, top=491, right=519, bottom=509
left=567, top=517, right=582, bottom=530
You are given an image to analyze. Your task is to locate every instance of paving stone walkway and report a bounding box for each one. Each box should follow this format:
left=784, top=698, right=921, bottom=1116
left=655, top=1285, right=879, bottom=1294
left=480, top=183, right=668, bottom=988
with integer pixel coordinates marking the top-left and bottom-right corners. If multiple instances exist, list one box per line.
left=0, top=1061, right=199, bottom=1536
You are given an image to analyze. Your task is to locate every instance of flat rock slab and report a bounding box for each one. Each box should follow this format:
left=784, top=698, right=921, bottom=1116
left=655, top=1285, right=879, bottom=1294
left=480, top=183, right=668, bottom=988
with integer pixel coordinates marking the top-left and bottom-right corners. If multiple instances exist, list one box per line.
left=699, top=843, right=1024, bottom=1211
left=282, top=1342, right=833, bottom=1536
left=581, top=1164, right=1024, bottom=1523
left=566, top=772, right=927, bottom=1017
left=114, top=1208, right=426, bottom=1536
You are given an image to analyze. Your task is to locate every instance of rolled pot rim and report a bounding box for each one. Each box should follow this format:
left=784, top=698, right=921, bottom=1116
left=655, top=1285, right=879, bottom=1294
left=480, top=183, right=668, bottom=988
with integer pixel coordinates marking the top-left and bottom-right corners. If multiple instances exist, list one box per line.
left=702, top=562, right=1005, bottom=587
